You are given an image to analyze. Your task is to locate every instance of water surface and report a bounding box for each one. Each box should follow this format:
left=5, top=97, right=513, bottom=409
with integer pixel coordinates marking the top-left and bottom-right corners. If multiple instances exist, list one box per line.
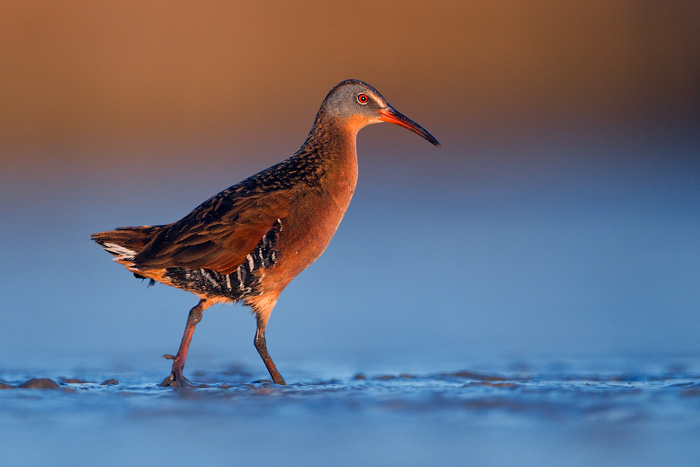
left=2, top=355, right=699, bottom=466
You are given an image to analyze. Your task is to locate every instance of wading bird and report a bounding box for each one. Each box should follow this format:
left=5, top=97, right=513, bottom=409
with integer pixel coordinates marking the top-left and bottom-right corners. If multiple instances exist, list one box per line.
left=92, top=79, right=440, bottom=386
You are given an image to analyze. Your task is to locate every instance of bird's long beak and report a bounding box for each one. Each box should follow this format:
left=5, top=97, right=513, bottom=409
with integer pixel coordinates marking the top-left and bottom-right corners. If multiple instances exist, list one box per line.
left=378, top=106, right=440, bottom=147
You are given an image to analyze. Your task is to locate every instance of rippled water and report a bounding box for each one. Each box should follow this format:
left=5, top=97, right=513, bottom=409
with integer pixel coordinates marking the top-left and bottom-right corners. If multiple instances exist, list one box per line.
left=2, top=355, right=699, bottom=466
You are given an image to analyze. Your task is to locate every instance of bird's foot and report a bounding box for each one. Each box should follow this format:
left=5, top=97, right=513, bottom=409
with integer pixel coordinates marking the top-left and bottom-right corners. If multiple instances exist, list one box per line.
left=159, top=373, right=194, bottom=387
left=159, top=354, right=193, bottom=387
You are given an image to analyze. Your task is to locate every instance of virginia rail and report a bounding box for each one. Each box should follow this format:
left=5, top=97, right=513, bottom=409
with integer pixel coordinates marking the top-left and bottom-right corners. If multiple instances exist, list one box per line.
left=92, top=79, right=440, bottom=386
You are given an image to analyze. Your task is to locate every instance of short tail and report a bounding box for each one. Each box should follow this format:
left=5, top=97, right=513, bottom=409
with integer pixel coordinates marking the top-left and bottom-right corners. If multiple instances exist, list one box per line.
left=91, top=225, right=165, bottom=262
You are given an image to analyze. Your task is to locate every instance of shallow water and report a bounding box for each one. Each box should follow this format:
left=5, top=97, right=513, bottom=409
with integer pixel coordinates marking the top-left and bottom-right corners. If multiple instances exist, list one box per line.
left=2, top=355, right=699, bottom=466
left=2, top=137, right=699, bottom=466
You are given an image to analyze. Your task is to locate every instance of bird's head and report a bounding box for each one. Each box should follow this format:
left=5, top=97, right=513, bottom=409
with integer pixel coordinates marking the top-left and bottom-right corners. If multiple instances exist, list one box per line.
left=316, top=79, right=440, bottom=147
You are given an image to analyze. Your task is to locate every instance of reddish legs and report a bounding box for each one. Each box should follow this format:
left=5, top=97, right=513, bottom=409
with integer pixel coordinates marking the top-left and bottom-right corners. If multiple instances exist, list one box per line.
left=160, top=298, right=286, bottom=387
left=160, top=299, right=212, bottom=387
left=254, top=315, right=286, bottom=385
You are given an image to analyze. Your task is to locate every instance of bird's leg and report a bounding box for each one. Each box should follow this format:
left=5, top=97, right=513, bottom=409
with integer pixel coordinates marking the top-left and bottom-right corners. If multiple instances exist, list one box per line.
left=254, top=316, right=286, bottom=385
left=160, top=299, right=211, bottom=387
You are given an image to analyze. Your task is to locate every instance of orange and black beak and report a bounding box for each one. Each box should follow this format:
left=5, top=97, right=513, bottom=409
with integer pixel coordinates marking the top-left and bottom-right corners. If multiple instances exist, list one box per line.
left=378, top=106, right=440, bottom=147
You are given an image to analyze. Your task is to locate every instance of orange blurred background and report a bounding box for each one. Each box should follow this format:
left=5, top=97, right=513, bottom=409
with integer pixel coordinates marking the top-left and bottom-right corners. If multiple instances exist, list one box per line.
left=2, top=1, right=698, bottom=178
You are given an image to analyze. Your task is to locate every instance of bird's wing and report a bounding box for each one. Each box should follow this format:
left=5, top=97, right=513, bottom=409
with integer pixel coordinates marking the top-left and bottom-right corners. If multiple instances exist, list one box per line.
left=133, top=189, right=291, bottom=275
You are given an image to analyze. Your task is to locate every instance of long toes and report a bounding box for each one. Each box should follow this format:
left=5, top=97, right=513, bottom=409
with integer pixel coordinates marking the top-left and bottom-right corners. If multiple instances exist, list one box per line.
left=159, top=374, right=177, bottom=387
left=159, top=374, right=194, bottom=387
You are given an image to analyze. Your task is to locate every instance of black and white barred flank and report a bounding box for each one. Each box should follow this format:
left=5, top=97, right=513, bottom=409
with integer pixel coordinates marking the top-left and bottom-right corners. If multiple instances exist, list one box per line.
left=164, top=219, right=283, bottom=301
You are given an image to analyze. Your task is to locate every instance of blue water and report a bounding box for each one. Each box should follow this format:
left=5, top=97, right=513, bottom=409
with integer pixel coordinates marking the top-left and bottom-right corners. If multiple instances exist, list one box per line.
left=1, top=134, right=699, bottom=465
left=2, top=355, right=699, bottom=466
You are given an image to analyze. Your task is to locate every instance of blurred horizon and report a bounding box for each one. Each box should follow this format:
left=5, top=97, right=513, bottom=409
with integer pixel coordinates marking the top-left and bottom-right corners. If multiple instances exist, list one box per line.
left=1, top=1, right=699, bottom=367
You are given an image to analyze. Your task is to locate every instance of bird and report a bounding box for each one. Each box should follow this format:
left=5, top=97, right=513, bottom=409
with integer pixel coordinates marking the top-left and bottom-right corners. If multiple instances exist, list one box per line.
left=92, top=79, right=440, bottom=387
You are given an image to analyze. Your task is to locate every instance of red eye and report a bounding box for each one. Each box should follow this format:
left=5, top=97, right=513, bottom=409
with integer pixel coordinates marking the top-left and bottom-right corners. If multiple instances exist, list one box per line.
left=357, top=94, right=368, bottom=104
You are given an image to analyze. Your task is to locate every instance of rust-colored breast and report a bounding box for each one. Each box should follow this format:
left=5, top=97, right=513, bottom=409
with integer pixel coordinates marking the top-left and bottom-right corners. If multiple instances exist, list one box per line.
left=95, top=121, right=359, bottom=309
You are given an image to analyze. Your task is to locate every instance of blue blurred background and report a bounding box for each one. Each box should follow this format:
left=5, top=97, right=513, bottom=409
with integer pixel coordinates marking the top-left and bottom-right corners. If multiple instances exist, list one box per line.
left=1, top=1, right=698, bottom=375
